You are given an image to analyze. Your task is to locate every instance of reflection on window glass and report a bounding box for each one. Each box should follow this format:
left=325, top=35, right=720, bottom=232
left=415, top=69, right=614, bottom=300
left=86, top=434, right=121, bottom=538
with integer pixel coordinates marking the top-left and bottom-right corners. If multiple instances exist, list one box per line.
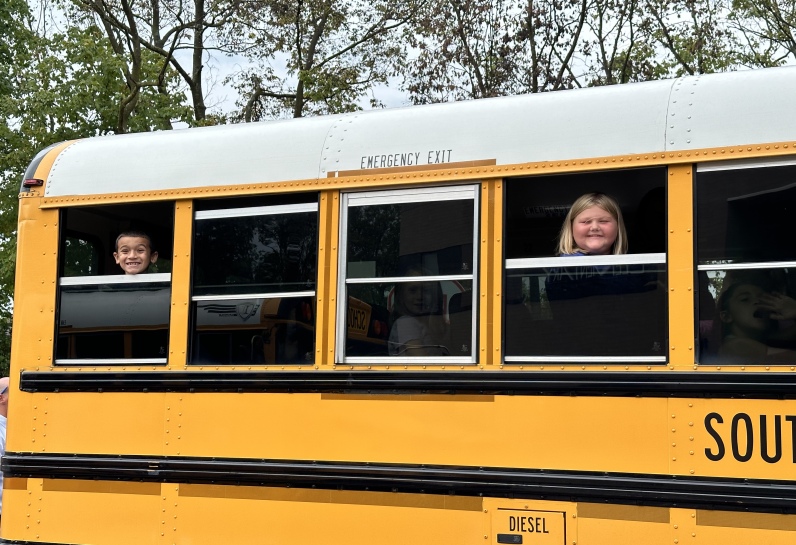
left=341, top=186, right=478, bottom=362
left=345, top=280, right=474, bottom=358
left=347, top=200, right=474, bottom=278
left=192, top=296, right=315, bottom=364
left=56, top=279, right=170, bottom=361
left=193, top=212, right=317, bottom=296
left=698, top=164, right=796, bottom=265
left=698, top=268, right=796, bottom=364
left=697, top=162, right=796, bottom=365
left=190, top=198, right=319, bottom=365
left=504, top=264, right=667, bottom=359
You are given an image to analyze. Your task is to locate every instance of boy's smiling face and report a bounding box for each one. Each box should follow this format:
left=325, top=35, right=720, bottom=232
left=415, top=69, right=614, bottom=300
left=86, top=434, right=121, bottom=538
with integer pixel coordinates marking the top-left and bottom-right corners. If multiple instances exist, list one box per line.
left=114, top=236, right=158, bottom=275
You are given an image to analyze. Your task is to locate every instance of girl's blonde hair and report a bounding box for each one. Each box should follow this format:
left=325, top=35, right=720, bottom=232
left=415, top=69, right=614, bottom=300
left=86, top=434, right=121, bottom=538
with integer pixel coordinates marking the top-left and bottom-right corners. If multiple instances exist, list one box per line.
left=557, top=192, right=628, bottom=255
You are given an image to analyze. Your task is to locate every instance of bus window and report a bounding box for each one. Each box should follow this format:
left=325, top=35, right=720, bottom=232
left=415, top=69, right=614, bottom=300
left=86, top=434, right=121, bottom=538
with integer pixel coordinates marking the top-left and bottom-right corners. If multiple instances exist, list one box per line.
left=56, top=203, right=174, bottom=364
left=697, top=160, right=796, bottom=364
left=503, top=168, right=668, bottom=363
left=190, top=195, right=318, bottom=365
left=338, top=185, right=478, bottom=363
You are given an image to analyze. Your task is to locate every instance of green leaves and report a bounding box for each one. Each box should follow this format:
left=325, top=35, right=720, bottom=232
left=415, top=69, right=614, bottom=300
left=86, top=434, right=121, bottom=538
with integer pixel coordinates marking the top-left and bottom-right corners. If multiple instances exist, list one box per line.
left=0, top=8, right=193, bottom=371
left=225, top=0, right=417, bottom=119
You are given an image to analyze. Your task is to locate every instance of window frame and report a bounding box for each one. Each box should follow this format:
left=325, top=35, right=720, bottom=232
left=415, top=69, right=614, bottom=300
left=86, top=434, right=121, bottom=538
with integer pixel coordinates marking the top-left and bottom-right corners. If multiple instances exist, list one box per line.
left=504, top=253, right=667, bottom=364
left=696, top=156, right=796, bottom=272
left=55, top=273, right=172, bottom=366
left=189, top=200, right=319, bottom=365
left=336, top=184, right=480, bottom=365
left=696, top=157, right=796, bottom=364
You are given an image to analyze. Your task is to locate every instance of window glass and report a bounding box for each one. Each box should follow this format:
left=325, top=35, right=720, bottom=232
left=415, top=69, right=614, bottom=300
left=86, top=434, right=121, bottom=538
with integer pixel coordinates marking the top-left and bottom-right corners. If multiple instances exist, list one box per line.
left=505, top=261, right=667, bottom=360
left=339, top=186, right=478, bottom=363
left=193, top=296, right=315, bottom=364
left=193, top=210, right=317, bottom=296
left=697, top=163, right=796, bottom=265
left=503, top=168, right=667, bottom=362
left=56, top=203, right=175, bottom=364
left=347, top=200, right=474, bottom=278
left=189, top=196, right=319, bottom=365
left=57, top=277, right=170, bottom=361
left=697, top=161, right=796, bottom=364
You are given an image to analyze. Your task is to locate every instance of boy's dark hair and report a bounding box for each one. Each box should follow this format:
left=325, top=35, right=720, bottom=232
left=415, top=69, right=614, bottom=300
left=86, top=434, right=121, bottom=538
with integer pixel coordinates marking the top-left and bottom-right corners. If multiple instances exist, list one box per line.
left=115, top=231, right=153, bottom=252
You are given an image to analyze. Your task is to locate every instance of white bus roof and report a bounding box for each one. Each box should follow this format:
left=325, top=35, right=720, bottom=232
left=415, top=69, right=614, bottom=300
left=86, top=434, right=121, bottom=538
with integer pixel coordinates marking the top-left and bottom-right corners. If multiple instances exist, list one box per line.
left=38, top=66, right=796, bottom=198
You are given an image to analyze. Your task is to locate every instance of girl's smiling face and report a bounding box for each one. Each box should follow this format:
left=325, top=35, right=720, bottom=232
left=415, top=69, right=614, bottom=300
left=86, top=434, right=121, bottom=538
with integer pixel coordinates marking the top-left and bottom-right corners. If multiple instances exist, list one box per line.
left=572, top=206, right=618, bottom=255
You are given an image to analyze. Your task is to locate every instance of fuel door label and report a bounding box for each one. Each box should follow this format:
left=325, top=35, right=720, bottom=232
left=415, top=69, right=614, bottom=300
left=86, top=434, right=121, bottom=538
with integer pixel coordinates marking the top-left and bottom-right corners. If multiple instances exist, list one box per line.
left=493, top=508, right=566, bottom=545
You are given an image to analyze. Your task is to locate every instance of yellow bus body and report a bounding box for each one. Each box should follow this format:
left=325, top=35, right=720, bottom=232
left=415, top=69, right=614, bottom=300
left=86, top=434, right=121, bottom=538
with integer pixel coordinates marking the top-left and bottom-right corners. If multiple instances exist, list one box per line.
left=5, top=68, right=796, bottom=544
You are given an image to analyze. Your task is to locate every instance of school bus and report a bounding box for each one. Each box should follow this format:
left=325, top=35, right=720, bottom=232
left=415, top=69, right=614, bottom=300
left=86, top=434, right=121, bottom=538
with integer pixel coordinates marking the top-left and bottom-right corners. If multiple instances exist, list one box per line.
left=4, top=66, right=796, bottom=545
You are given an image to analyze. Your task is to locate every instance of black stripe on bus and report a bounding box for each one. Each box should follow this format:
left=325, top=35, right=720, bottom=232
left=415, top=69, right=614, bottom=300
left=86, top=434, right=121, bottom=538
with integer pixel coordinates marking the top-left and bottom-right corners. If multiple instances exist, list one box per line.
left=18, top=370, right=796, bottom=398
left=4, top=452, right=796, bottom=514
left=0, top=541, right=67, bottom=545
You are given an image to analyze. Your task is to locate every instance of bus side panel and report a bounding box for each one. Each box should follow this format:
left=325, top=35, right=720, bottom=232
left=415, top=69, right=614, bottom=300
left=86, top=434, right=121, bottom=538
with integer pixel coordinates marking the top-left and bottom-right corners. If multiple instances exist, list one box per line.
left=32, top=391, right=669, bottom=474
left=29, top=392, right=796, bottom=481
left=30, top=392, right=169, bottom=456
left=177, top=487, right=485, bottom=545
left=4, top=479, right=163, bottom=545
left=671, top=397, right=796, bottom=481
left=576, top=503, right=670, bottom=545
left=694, top=509, right=796, bottom=542
left=9, top=201, right=60, bottom=452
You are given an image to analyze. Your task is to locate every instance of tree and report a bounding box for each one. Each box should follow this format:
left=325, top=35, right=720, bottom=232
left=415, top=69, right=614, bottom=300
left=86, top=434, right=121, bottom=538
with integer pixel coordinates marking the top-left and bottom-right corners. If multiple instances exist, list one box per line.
left=0, top=6, right=193, bottom=371
left=730, top=0, right=796, bottom=66
left=583, top=0, right=655, bottom=85
left=404, top=0, right=593, bottom=101
left=225, top=0, right=417, bottom=119
left=639, top=0, right=742, bottom=77
left=68, top=0, right=242, bottom=125
left=0, top=0, right=34, bottom=375
left=406, top=0, right=521, bottom=103
left=516, top=0, right=591, bottom=91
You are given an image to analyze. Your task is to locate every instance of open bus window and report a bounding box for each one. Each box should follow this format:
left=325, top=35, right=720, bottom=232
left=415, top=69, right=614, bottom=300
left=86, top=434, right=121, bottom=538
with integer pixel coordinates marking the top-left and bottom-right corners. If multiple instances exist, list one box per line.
left=697, top=160, right=796, bottom=364
left=189, top=194, right=318, bottom=365
left=503, top=168, right=668, bottom=363
left=56, top=203, right=174, bottom=364
left=338, top=185, right=478, bottom=363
